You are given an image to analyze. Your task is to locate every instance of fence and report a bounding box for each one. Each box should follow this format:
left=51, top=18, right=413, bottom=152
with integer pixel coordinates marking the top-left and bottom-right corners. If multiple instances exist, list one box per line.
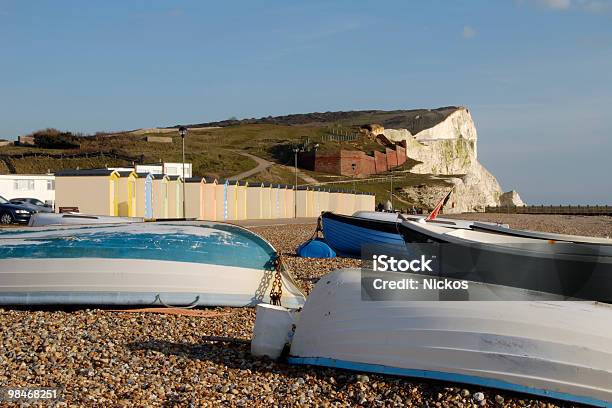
left=485, top=205, right=612, bottom=216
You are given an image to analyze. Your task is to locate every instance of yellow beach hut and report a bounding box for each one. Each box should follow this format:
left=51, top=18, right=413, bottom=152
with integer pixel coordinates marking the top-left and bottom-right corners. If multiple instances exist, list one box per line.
left=151, top=174, right=169, bottom=219
left=54, top=169, right=120, bottom=216
left=343, top=191, right=356, bottom=215
left=246, top=182, right=263, bottom=219
left=317, top=188, right=331, bottom=214
left=224, top=180, right=239, bottom=221
left=134, top=172, right=154, bottom=218
left=166, top=175, right=183, bottom=218
left=200, top=177, right=217, bottom=221
left=184, top=177, right=203, bottom=220
left=295, top=186, right=309, bottom=217
left=236, top=181, right=248, bottom=220
left=329, top=189, right=344, bottom=214
left=260, top=183, right=273, bottom=219
left=116, top=170, right=137, bottom=217
left=285, top=185, right=295, bottom=218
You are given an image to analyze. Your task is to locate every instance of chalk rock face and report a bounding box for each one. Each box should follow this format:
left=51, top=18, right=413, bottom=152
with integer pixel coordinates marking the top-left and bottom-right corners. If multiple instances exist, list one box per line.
left=385, top=106, right=512, bottom=212
left=500, top=190, right=525, bottom=207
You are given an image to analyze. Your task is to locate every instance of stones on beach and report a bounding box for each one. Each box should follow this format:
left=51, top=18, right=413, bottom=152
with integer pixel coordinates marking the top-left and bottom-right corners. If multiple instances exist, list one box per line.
left=0, top=222, right=571, bottom=407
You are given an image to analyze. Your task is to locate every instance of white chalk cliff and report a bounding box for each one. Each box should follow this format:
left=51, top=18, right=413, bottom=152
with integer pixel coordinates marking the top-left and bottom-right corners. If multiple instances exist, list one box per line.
left=382, top=107, right=517, bottom=213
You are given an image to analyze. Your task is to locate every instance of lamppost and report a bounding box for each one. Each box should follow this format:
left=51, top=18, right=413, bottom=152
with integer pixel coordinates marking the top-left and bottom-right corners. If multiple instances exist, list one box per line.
left=389, top=170, right=393, bottom=211
left=292, top=146, right=301, bottom=218
left=178, top=126, right=187, bottom=218
left=351, top=163, right=356, bottom=193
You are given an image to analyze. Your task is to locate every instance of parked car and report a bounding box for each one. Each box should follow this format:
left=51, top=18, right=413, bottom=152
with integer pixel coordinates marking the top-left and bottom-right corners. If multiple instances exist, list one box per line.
left=9, top=198, right=53, bottom=213
left=0, top=195, right=36, bottom=224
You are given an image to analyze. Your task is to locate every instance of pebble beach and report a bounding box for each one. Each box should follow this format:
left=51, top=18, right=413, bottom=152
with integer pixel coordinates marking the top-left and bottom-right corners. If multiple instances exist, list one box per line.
left=2, top=214, right=610, bottom=407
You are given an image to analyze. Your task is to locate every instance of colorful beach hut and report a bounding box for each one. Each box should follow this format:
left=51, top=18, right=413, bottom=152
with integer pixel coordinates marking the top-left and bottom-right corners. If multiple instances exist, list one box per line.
left=224, top=180, right=239, bottom=220
left=236, top=181, right=248, bottom=220
left=285, top=185, right=295, bottom=218
left=184, top=177, right=203, bottom=219
left=116, top=170, right=137, bottom=217
left=134, top=172, right=154, bottom=218
left=167, top=176, right=183, bottom=218
left=295, top=186, right=309, bottom=218
left=329, top=189, right=344, bottom=215
left=200, top=177, right=217, bottom=220
left=343, top=191, right=356, bottom=215
left=54, top=169, right=120, bottom=216
left=318, top=188, right=331, bottom=214
left=260, top=183, right=273, bottom=219
left=246, top=182, right=263, bottom=219
left=151, top=174, right=169, bottom=219
left=214, top=180, right=228, bottom=220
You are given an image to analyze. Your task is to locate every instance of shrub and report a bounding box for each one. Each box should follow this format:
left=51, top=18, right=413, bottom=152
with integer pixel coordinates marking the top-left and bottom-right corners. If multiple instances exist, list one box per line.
left=31, top=128, right=81, bottom=149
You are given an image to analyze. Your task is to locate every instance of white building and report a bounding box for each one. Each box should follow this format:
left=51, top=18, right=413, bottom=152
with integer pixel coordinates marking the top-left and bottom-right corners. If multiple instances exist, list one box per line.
left=0, top=174, right=56, bottom=205
left=135, top=163, right=192, bottom=178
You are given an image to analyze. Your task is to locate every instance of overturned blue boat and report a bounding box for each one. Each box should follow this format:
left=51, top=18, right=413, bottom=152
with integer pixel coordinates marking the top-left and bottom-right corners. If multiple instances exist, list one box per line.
left=320, top=212, right=405, bottom=258
left=0, top=221, right=305, bottom=308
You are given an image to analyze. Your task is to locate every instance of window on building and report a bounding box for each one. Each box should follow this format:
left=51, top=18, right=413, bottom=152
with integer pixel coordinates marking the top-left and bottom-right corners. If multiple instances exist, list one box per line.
left=14, top=180, right=35, bottom=191
left=47, top=179, right=55, bottom=190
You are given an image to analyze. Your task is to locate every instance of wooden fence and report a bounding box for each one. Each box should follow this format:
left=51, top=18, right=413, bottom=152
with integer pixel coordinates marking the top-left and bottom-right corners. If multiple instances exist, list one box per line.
left=485, top=205, right=612, bottom=216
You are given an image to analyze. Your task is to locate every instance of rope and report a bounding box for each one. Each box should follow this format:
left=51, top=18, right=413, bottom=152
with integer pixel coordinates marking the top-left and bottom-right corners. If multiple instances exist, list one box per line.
left=154, top=294, right=200, bottom=309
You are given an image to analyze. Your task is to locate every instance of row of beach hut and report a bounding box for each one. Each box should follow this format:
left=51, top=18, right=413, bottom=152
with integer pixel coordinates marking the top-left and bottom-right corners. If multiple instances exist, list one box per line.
left=54, top=169, right=375, bottom=220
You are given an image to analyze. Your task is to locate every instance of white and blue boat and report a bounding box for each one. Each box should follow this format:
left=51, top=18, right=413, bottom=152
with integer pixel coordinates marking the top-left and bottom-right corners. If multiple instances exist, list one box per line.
left=0, top=221, right=305, bottom=308
left=321, top=211, right=488, bottom=258
left=288, top=268, right=612, bottom=407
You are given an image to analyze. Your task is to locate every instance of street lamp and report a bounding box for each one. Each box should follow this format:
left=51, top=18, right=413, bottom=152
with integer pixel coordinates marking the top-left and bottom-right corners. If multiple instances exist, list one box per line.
left=178, top=126, right=187, bottom=218
left=389, top=170, right=393, bottom=211
left=351, top=163, right=356, bottom=193
left=292, top=146, right=301, bottom=218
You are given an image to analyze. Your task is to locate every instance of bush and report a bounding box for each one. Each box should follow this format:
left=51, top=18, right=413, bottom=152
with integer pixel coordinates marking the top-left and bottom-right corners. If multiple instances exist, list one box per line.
left=31, top=128, right=81, bottom=149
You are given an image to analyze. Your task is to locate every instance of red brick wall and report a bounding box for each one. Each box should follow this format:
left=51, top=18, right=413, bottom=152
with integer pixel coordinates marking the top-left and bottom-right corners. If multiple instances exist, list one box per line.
left=374, top=151, right=388, bottom=173
left=313, top=152, right=341, bottom=174
left=386, top=148, right=398, bottom=168
left=396, top=145, right=406, bottom=166
left=307, top=146, right=405, bottom=176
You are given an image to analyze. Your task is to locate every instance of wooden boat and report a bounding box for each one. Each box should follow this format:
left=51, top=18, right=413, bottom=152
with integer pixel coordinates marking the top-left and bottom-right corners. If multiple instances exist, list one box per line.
left=0, top=221, right=305, bottom=308
left=398, top=219, right=612, bottom=302
left=289, top=268, right=612, bottom=407
left=28, top=212, right=143, bottom=227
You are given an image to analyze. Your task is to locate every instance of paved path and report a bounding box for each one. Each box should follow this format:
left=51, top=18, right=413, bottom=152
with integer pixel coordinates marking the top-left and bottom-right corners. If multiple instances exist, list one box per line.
left=228, top=151, right=273, bottom=181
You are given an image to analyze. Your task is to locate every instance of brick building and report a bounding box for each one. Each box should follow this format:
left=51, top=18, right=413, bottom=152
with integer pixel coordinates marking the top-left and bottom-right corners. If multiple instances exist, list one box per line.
left=298, top=145, right=406, bottom=176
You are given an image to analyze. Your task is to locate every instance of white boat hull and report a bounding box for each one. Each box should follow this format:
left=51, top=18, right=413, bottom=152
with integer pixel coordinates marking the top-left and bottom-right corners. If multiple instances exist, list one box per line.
left=0, top=258, right=304, bottom=308
left=289, top=269, right=612, bottom=406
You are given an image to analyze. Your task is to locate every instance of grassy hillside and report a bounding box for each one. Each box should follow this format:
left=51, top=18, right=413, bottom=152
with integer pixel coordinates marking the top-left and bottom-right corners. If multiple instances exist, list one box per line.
left=2, top=108, right=462, bottom=207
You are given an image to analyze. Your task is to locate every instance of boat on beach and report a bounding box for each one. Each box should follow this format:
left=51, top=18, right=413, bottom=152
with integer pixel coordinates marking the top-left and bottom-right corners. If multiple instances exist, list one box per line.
left=288, top=268, right=612, bottom=407
left=0, top=221, right=305, bottom=308
left=320, top=212, right=405, bottom=258
left=28, top=212, right=144, bottom=227
left=470, top=221, right=612, bottom=245
left=321, top=211, right=505, bottom=258
left=398, top=219, right=612, bottom=301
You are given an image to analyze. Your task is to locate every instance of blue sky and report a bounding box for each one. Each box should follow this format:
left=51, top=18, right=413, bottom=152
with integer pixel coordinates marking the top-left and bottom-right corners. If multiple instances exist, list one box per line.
left=1, top=0, right=611, bottom=203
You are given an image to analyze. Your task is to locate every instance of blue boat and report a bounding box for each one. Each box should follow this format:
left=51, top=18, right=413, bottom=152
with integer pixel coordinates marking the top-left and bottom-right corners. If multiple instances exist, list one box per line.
left=0, top=221, right=305, bottom=308
left=320, top=212, right=405, bottom=258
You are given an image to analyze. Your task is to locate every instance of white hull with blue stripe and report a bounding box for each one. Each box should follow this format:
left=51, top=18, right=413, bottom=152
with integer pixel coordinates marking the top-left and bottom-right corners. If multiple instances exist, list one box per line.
left=0, top=222, right=305, bottom=308
left=289, top=269, right=612, bottom=406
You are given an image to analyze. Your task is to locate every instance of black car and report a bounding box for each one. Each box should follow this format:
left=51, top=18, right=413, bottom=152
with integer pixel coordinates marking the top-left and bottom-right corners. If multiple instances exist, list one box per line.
left=0, top=195, right=36, bottom=224
left=9, top=197, right=54, bottom=213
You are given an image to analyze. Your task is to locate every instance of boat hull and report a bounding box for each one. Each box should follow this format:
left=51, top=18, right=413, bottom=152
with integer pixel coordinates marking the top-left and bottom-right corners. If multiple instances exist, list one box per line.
left=321, top=212, right=404, bottom=258
left=0, top=222, right=305, bottom=308
left=398, top=221, right=612, bottom=302
left=289, top=269, right=612, bottom=406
